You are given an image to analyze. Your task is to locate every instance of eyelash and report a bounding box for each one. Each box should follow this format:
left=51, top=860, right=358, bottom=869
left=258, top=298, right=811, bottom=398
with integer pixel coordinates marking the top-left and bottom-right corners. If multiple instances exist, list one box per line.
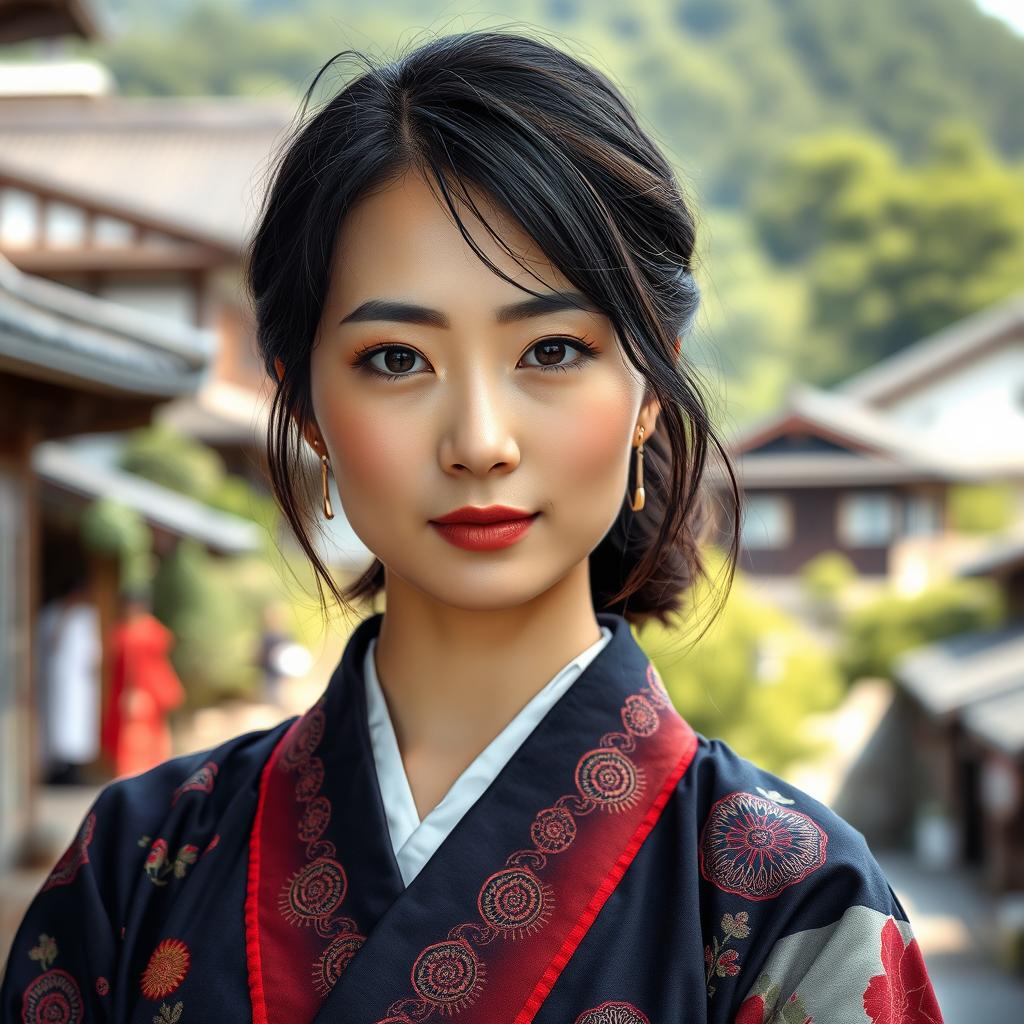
left=352, top=336, right=599, bottom=382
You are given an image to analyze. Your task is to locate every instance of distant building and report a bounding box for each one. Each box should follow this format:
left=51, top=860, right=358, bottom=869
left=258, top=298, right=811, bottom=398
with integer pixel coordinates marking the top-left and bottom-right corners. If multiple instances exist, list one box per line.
left=713, top=293, right=1024, bottom=582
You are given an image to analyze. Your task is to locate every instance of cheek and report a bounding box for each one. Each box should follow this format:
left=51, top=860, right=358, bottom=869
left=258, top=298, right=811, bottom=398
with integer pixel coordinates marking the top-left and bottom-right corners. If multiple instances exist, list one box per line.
left=550, top=387, right=635, bottom=489
left=321, top=402, right=419, bottom=501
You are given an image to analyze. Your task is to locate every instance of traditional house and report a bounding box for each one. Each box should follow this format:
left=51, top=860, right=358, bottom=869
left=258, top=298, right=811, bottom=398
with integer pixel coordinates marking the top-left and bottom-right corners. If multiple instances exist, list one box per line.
left=714, top=292, right=1024, bottom=580
left=893, top=533, right=1024, bottom=894
left=0, top=251, right=214, bottom=869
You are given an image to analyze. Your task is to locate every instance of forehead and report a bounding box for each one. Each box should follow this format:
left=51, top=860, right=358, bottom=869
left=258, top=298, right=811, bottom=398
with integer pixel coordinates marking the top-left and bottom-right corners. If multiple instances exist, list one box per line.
left=328, top=169, right=575, bottom=306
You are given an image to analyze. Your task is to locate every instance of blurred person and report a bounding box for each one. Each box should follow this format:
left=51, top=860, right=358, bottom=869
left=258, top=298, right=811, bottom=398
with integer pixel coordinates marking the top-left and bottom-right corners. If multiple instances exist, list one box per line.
left=35, top=581, right=101, bottom=786
left=1, top=31, right=944, bottom=1024
left=101, top=588, right=186, bottom=778
left=256, top=600, right=292, bottom=704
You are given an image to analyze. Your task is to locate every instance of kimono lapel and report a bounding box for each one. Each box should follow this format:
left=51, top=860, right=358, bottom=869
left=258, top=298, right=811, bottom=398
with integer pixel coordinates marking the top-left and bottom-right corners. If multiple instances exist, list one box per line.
left=246, top=611, right=698, bottom=1024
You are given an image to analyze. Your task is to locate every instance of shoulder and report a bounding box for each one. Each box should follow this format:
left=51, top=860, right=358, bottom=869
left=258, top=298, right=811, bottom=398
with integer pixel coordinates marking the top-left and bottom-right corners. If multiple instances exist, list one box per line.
left=681, top=733, right=897, bottom=914
left=93, top=716, right=295, bottom=833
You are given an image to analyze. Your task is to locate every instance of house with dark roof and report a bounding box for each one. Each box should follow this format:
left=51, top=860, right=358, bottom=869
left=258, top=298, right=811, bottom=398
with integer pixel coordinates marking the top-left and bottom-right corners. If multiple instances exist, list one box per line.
left=711, top=292, right=1024, bottom=582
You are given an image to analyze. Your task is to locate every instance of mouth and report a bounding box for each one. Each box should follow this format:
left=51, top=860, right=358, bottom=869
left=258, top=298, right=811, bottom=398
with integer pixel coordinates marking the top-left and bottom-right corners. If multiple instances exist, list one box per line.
left=430, top=505, right=537, bottom=525
left=429, top=510, right=541, bottom=552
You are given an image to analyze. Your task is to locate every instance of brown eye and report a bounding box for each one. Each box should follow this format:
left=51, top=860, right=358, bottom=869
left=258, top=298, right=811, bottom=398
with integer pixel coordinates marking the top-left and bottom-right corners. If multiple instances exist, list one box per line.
left=520, top=337, right=599, bottom=374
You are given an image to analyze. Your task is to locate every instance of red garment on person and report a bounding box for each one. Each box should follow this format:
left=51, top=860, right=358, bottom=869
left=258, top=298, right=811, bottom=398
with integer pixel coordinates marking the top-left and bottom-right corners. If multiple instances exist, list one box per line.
left=101, top=614, right=185, bottom=778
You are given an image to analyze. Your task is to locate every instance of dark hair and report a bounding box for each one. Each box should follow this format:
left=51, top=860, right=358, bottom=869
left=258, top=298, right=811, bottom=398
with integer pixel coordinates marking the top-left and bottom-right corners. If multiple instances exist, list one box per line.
left=244, top=28, right=741, bottom=631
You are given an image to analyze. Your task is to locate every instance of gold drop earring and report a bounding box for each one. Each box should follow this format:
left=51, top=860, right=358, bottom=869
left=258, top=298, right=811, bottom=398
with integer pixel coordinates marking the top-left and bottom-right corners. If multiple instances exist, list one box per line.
left=631, top=425, right=646, bottom=512
left=319, top=448, right=335, bottom=520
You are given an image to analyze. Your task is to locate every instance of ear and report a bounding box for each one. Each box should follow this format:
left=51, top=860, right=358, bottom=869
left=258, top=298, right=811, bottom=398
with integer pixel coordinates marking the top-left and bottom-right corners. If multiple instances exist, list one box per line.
left=274, top=357, right=326, bottom=456
left=636, top=394, right=662, bottom=445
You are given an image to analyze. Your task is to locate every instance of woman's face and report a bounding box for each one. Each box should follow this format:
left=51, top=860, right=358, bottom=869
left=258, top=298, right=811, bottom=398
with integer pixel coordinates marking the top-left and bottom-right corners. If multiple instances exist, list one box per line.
left=308, top=169, right=660, bottom=612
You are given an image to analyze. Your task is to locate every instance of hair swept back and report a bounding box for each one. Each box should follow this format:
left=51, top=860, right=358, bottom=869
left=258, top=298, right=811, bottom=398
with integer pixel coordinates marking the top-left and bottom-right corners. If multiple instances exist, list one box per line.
left=243, top=28, right=741, bottom=633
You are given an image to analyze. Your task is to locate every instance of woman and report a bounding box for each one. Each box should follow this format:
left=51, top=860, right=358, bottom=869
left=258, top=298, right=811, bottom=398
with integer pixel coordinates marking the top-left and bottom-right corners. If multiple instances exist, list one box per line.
left=1, top=31, right=943, bottom=1024
left=102, top=590, right=187, bottom=779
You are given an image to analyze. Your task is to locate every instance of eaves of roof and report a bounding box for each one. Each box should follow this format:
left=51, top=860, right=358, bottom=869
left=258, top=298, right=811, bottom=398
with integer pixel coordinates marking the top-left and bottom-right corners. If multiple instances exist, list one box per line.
left=0, top=254, right=214, bottom=397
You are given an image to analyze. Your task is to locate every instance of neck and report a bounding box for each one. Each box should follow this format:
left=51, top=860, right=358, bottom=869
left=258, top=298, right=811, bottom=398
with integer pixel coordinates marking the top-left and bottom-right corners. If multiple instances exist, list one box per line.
left=372, top=565, right=602, bottom=766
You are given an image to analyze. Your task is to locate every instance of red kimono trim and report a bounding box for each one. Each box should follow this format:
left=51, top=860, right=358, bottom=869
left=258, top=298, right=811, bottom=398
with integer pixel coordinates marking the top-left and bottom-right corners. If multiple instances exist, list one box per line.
left=247, top=702, right=366, bottom=1024
left=379, top=663, right=697, bottom=1024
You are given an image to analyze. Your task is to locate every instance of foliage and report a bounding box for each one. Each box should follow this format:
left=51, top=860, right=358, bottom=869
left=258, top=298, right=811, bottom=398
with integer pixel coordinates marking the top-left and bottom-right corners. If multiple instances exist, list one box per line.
left=947, top=481, right=1017, bottom=534
left=750, top=122, right=1024, bottom=383
left=119, top=425, right=225, bottom=502
left=799, top=550, right=857, bottom=625
left=836, top=577, right=1006, bottom=683
left=151, top=540, right=263, bottom=706
left=80, top=497, right=154, bottom=589
left=635, top=548, right=844, bottom=774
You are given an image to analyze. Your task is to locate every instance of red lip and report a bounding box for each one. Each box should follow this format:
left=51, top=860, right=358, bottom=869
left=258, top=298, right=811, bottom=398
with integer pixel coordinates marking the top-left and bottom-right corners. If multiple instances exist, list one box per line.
left=431, top=505, right=536, bottom=524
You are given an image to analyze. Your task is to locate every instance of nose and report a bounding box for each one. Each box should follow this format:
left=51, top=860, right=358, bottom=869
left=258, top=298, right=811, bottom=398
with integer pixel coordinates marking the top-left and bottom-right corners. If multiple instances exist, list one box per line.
left=438, top=370, right=521, bottom=476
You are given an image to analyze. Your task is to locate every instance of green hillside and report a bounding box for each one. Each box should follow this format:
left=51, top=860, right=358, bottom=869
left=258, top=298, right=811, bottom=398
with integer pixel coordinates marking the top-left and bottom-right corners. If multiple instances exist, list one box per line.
left=21, top=0, right=1024, bottom=419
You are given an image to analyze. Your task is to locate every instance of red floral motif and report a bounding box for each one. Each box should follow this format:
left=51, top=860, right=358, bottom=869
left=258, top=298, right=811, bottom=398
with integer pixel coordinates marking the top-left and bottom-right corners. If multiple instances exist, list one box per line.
left=735, top=992, right=765, bottom=1024
left=313, top=933, right=365, bottom=996
left=21, top=968, right=83, bottom=1023
left=140, top=938, right=191, bottom=1000
left=863, top=917, right=943, bottom=1024
left=171, top=761, right=218, bottom=806
left=574, top=1000, right=651, bottom=1024
left=201, top=834, right=220, bottom=856
left=700, top=792, right=827, bottom=900
left=704, top=910, right=751, bottom=998
left=42, top=813, right=95, bottom=892
left=95, top=976, right=110, bottom=996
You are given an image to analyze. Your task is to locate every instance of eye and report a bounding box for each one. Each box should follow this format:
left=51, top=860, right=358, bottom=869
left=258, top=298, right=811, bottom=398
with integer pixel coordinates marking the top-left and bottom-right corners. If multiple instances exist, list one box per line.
left=519, top=337, right=599, bottom=374
left=352, top=336, right=599, bottom=382
left=352, top=344, right=428, bottom=381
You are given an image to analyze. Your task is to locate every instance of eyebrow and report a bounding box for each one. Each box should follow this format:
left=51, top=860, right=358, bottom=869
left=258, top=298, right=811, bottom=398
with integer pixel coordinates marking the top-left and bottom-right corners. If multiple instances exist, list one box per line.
left=338, top=291, right=602, bottom=329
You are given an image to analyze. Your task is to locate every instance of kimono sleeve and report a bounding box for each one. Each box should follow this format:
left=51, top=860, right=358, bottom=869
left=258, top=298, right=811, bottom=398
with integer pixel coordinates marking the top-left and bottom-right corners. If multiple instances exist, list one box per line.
left=1, top=780, right=134, bottom=1022
left=727, top=845, right=944, bottom=1024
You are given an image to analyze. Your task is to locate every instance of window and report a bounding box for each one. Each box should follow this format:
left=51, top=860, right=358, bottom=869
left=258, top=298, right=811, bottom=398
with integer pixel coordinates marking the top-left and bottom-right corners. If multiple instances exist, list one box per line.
left=741, top=494, right=792, bottom=550
left=44, top=201, right=87, bottom=248
left=0, top=188, right=38, bottom=247
left=838, top=492, right=896, bottom=546
left=905, top=494, right=942, bottom=536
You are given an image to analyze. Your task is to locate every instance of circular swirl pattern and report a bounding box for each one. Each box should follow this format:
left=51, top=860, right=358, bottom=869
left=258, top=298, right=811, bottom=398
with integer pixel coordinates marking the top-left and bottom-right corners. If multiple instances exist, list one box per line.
left=42, top=813, right=95, bottom=892
left=280, top=857, right=347, bottom=924
left=699, top=790, right=828, bottom=900
left=574, top=1000, right=651, bottom=1024
left=477, top=868, right=548, bottom=933
left=621, top=694, right=659, bottom=737
left=314, top=933, right=365, bottom=995
left=411, top=940, right=482, bottom=1006
left=21, top=969, right=83, bottom=1023
left=644, top=663, right=672, bottom=708
left=298, top=796, right=331, bottom=845
left=575, top=748, right=640, bottom=808
left=295, top=757, right=325, bottom=801
left=281, top=705, right=326, bottom=770
left=530, top=806, right=577, bottom=854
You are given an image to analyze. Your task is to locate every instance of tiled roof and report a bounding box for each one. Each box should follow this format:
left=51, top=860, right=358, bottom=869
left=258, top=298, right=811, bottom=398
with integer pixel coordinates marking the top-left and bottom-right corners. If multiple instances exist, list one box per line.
left=0, top=95, right=296, bottom=248
left=0, top=252, right=213, bottom=396
left=834, top=291, right=1024, bottom=406
left=893, top=622, right=1024, bottom=716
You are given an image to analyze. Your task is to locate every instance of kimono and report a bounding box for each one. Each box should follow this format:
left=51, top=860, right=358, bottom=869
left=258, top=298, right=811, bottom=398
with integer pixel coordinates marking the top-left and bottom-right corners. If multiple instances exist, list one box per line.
left=102, top=614, right=186, bottom=779
left=1, top=610, right=944, bottom=1024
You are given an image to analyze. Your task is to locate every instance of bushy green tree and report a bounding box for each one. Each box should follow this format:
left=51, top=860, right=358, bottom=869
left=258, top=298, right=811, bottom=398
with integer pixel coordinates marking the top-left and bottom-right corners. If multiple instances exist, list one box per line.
left=750, top=122, right=1024, bottom=382
left=80, top=497, right=154, bottom=590
left=635, top=549, right=844, bottom=773
left=119, top=425, right=225, bottom=502
left=836, top=577, right=1006, bottom=683
left=947, top=481, right=1016, bottom=535
left=151, top=540, right=261, bottom=706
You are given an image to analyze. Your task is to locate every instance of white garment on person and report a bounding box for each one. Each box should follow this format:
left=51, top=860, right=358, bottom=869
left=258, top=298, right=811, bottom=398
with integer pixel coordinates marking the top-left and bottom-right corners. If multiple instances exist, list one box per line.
left=364, top=625, right=613, bottom=889
left=47, top=603, right=102, bottom=764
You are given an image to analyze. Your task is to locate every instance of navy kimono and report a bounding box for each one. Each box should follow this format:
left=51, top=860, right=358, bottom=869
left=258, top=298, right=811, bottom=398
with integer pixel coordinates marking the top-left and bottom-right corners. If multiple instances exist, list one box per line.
left=1, top=610, right=944, bottom=1023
